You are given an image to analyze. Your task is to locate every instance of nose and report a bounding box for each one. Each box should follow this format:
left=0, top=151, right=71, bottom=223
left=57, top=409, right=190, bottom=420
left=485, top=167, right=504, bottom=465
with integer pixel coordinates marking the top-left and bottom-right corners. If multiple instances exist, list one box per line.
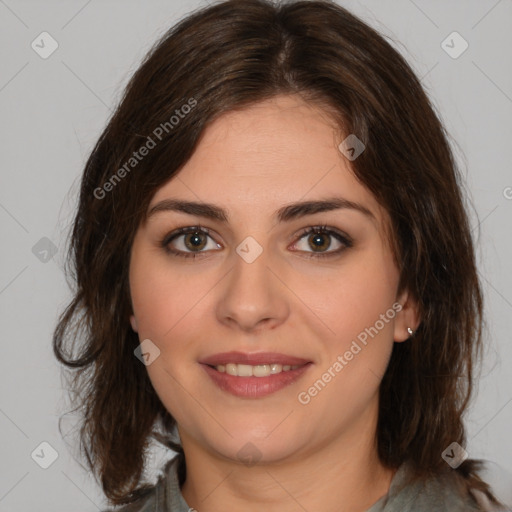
left=215, top=244, right=290, bottom=333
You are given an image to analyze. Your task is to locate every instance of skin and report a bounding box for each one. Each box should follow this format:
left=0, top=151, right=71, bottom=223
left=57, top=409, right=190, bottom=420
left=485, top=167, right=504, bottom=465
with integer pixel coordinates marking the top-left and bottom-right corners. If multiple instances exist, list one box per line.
left=129, top=94, right=420, bottom=512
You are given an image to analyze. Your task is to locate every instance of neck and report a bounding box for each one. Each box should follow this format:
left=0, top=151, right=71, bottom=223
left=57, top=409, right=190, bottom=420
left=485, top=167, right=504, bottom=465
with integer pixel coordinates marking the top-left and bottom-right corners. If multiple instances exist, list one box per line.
left=180, top=401, right=395, bottom=512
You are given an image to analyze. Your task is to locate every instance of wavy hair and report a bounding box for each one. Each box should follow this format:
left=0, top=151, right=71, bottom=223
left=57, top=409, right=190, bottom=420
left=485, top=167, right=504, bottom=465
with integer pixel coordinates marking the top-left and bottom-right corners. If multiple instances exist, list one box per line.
left=53, top=0, right=501, bottom=507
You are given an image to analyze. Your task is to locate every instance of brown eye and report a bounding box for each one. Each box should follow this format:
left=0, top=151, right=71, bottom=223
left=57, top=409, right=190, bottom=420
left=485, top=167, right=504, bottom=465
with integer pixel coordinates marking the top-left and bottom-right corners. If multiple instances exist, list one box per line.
left=292, top=226, right=353, bottom=259
left=161, top=226, right=221, bottom=259
left=183, top=232, right=208, bottom=251
left=307, top=232, right=331, bottom=252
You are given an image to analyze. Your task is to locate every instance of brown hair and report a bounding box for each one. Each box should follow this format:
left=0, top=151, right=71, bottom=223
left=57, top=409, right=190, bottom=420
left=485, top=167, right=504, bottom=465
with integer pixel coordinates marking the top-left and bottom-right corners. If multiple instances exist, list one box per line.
left=53, top=0, right=502, bottom=507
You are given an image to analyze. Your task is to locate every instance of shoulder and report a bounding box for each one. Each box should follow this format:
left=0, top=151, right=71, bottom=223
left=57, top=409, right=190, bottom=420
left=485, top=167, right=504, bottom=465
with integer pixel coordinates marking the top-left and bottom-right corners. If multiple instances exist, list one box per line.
left=101, top=488, right=158, bottom=512
left=101, top=457, right=178, bottom=512
left=381, top=460, right=512, bottom=511
left=420, top=461, right=512, bottom=511
left=470, top=460, right=512, bottom=511
left=101, top=492, right=156, bottom=512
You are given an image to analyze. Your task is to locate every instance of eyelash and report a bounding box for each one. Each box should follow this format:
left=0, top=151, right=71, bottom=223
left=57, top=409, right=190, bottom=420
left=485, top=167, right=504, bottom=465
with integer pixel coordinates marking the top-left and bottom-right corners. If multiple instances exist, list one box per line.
left=159, top=224, right=353, bottom=260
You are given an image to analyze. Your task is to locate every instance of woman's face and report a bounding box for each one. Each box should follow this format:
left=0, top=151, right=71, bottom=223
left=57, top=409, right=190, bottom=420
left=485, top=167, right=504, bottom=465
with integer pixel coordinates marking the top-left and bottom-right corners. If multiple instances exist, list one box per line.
left=129, top=94, right=417, bottom=464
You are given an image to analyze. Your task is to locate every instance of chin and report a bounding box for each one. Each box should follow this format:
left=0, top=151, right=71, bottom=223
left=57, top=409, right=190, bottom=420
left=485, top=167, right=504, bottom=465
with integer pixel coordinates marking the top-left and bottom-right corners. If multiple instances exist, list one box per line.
left=203, top=427, right=308, bottom=466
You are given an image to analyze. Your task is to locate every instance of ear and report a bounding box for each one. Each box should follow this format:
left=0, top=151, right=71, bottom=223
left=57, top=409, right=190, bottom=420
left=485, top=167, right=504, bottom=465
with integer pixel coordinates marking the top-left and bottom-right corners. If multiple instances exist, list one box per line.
left=393, top=289, right=420, bottom=342
left=130, top=314, right=139, bottom=333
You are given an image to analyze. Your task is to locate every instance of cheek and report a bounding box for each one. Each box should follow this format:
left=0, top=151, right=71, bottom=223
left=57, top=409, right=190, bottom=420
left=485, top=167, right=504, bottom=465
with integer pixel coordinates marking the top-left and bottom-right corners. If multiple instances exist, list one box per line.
left=129, top=248, right=203, bottom=341
left=129, top=249, right=206, bottom=424
left=310, top=251, right=398, bottom=339
left=295, top=268, right=398, bottom=427
left=303, top=247, right=399, bottom=393
left=329, top=277, right=397, bottom=342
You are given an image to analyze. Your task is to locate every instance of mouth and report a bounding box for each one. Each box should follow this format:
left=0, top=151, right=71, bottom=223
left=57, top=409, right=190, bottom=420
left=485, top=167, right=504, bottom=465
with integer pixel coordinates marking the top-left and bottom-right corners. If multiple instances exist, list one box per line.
left=199, top=352, right=313, bottom=398
left=207, top=362, right=304, bottom=377
left=199, top=351, right=311, bottom=367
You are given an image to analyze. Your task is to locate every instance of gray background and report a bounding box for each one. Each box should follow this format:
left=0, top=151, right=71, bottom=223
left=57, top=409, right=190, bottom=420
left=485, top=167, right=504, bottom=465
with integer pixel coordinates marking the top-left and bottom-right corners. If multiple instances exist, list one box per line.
left=0, top=0, right=511, bottom=510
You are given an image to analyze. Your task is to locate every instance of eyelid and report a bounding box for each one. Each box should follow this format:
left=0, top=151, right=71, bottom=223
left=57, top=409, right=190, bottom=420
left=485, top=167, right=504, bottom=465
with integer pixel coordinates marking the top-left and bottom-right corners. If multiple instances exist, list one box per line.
left=290, top=225, right=353, bottom=258
left=160, top=224, right=353, bottom=259
left=160, top=225, right=219, bottom=258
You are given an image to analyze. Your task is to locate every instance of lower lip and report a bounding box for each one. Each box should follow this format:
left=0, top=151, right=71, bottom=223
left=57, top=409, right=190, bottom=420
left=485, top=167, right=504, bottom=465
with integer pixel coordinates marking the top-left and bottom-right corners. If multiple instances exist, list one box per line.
left=201, top=363, right=313, bottom=398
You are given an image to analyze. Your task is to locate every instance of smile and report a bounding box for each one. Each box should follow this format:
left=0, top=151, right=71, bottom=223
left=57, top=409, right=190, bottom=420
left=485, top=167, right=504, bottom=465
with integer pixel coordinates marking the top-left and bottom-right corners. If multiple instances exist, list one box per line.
left=214, top=363, right=302, bottom=377
left=201, top=362, right=313, bottom=398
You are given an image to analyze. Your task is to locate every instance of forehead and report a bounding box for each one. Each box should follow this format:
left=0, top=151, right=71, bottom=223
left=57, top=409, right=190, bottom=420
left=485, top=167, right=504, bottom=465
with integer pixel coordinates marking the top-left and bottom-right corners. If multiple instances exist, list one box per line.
left=150, top=95, right=387, bottom=228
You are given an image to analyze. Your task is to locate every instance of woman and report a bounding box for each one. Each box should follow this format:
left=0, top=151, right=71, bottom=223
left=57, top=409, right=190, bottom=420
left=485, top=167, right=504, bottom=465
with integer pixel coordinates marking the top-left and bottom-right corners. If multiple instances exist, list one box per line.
left=53, top=0, right=509, bottom=510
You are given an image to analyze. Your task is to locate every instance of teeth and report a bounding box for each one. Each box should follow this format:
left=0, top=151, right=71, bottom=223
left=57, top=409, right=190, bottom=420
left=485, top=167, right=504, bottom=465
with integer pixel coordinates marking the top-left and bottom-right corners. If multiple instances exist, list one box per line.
left=216, top=363, right=301, bottom=377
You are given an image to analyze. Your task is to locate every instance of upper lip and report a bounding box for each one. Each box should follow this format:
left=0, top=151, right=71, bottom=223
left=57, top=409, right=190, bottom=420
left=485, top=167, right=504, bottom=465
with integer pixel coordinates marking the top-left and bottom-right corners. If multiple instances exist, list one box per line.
left=199, top=351, right=311, bottom=366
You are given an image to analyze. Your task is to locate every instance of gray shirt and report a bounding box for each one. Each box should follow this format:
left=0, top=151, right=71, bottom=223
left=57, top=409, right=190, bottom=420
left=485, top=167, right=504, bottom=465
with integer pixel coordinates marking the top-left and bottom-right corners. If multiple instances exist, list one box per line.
left=105, top=456, right=502, bottom=511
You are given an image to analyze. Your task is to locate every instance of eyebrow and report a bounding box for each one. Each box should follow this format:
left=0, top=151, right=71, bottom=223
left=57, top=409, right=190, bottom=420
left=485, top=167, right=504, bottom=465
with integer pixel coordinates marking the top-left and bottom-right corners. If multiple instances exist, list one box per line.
left=147, top=196, right=375, bottom=223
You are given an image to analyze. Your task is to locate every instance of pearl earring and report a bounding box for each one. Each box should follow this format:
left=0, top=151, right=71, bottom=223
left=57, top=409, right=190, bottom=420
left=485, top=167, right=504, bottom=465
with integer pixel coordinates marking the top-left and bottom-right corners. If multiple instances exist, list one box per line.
left=407, top=327, right=414, bottom=336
